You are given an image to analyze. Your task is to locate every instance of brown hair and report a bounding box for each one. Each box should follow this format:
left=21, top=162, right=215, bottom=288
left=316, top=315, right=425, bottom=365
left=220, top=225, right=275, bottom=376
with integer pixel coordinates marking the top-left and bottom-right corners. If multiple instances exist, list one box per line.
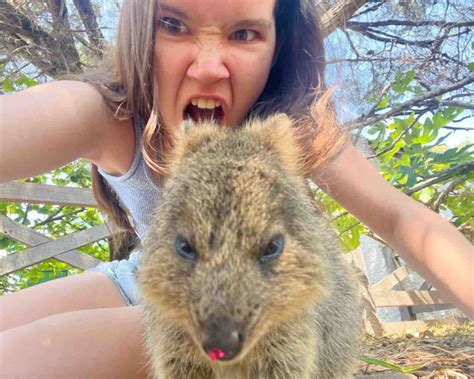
left=86, top=0, right=347, bottom=247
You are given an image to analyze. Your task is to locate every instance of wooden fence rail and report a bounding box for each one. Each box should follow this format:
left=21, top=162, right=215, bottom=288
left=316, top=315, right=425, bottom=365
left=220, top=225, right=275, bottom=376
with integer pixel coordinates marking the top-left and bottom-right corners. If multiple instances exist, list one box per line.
left=344, top=248, right=459, bottom=336
left=0, top=182, right=116, bottom=273
left=0, top=181, right=97, bottom=207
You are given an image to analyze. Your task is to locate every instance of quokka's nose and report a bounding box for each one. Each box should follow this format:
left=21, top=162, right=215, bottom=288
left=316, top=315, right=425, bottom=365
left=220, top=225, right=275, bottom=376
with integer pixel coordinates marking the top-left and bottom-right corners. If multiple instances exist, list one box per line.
left=202, top=316, right=244, bottom=362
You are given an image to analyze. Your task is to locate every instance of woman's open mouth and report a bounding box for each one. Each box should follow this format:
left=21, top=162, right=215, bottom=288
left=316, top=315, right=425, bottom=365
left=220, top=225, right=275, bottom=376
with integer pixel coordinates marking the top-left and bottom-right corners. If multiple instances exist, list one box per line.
left=184, top=98, right=225, bottom=125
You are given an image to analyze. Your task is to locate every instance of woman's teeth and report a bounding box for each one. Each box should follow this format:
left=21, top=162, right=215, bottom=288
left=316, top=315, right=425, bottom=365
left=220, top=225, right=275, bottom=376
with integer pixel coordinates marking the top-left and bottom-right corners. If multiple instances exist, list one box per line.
left=184, top=99, right=225, bottom=124
left=190, top=98, right=222, bottom=109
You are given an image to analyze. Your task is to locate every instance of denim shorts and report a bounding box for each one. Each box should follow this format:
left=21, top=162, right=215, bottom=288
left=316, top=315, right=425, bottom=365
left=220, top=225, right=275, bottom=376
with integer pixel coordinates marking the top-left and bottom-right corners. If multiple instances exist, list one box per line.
left=86, top=251, right=142, bottom=306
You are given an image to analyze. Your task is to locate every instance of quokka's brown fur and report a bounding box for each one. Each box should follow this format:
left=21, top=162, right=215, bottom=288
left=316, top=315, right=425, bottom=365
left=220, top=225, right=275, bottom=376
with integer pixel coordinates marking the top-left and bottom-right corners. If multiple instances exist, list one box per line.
left=138, top=115, right=361, bottom=379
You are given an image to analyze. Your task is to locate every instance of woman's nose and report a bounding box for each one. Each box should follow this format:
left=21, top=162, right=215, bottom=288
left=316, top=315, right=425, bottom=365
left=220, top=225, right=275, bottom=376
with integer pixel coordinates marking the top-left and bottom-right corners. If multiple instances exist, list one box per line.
left=186, top=46, right=230, bottom=84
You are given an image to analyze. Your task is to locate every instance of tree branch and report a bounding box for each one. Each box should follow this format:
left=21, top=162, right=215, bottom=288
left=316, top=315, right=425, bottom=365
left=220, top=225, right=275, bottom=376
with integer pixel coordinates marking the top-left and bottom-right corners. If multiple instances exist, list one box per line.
left=367, top=113, right=424, bottom=159
left=72, top=0, right=105, bottom=55
left=46, top=0, right=82, bottom=70
left=345, top=73, right=474, bottom=129
left=353, top=0, right=387, bottom=18
left=347, top=20, right=474, bottom=28
left=443, top=126, right=473, bottom=131
left=349, top=26, right=434, bottom=48
left=320, top=0, right=369, bottom=37
left=0, top=2, right=57, bottom=48
left=398, top=162, right=474, bottom=196
left=339, top=221, right=362, bottom=236
left=0, top=1, right=81, bottom=75
left=434, top=100, right=474, bottom=110
left=430, top=176, right=467, bottom=212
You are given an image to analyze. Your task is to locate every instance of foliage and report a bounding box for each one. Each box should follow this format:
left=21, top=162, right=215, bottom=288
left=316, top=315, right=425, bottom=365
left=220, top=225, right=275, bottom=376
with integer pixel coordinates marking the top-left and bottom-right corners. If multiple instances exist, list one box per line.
left=1, top=71, right=38, bottom=93
left=316, top=69, right=473, bottom=251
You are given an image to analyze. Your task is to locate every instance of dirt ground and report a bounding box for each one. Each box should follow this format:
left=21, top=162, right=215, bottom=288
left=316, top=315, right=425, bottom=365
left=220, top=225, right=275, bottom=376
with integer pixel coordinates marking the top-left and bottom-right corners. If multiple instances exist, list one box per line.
left=355, top=322, right=473, bottom=378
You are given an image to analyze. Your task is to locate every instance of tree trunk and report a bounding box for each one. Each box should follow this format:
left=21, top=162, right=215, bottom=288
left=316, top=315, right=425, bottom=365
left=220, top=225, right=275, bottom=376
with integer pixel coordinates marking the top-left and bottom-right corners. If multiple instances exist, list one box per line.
left=320, top=0, right=369, bottom=36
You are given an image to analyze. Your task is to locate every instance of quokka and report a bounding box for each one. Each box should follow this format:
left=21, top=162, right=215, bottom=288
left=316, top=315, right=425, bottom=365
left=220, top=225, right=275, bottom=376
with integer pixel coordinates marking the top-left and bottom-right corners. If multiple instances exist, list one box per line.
left=138, top=115, right=361, bottom=378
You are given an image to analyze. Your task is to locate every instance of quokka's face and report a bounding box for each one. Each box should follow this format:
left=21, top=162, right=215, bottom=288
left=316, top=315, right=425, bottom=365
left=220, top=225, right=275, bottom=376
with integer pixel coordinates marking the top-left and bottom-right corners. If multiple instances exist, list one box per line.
left=139, top=125, right=329, bottom=364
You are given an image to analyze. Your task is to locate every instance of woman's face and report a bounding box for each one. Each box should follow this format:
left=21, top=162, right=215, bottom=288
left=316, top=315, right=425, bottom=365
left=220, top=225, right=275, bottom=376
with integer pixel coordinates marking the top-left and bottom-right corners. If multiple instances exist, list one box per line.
left=153, top=0, right=276, bottom=130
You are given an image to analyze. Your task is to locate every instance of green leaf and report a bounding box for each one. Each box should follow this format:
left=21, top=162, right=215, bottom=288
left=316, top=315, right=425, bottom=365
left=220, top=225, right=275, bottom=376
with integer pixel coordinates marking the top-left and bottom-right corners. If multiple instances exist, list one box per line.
left=392, top=70, right=416, bottom=93
left=417, top=187, right=433, bottom=203
left=429, top=132, right=452, bottom=148
left=366, top=127, right=380, bottom=136
left=16, top=74, right=38, bottom=88
left=377, top=94, right=389, bottom=109
left=358, top=355, right=424, bottom=373
left=399, top=166, right=417, bottom=187
left=384, top=140, right=405, bottom=161
left=2, top=80, right=14, bottom=92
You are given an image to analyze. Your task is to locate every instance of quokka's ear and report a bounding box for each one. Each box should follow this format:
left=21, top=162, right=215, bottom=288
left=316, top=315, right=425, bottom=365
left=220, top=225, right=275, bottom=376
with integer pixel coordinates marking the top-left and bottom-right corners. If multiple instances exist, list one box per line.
left=169, top=120, right=220, bottom=172
left=248, top=114, right=304, bottom=177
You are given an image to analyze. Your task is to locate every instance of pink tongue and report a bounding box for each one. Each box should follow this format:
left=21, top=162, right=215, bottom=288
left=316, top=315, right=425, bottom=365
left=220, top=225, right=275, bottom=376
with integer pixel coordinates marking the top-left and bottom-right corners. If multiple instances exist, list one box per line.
left=208, top=348, right=225, bottom=362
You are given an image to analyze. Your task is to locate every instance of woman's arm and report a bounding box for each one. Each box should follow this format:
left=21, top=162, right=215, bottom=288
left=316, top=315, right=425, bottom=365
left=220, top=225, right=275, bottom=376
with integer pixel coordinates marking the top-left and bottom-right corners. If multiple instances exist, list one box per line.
left=0, top=80, right=133, bottom=183
left=312, top=142, right=474, bottom=318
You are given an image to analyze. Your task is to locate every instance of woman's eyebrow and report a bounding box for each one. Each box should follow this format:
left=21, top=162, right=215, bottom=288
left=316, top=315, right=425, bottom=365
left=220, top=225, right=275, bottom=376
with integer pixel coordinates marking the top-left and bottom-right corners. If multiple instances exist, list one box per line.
left=233, top=19, right=272, bottom=30
left=157, top=3, right=188, bottom=19
left=156, top=4, right=272, bottom=31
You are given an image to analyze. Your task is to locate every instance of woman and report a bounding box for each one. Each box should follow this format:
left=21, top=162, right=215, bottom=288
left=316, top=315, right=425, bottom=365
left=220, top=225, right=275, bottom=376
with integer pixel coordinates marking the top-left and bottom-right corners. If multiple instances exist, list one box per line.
left=1, top=0, right=472, bottom=377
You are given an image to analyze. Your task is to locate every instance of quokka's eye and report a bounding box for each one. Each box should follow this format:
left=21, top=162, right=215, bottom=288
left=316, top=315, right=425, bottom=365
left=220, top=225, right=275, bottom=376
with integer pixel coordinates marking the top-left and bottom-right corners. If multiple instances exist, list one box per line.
left=259, top=234, right=284, bottom=263
left=175, top=235, right=197, bottom=261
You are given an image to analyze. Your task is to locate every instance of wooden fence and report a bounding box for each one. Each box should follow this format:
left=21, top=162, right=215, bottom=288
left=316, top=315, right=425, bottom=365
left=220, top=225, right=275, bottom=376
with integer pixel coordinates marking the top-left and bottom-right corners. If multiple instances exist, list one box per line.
left=0, top=182, right=118, bottom=275
left=344, top=249, right=464, bottom=336
left=0, top=182, right=465, bottom=335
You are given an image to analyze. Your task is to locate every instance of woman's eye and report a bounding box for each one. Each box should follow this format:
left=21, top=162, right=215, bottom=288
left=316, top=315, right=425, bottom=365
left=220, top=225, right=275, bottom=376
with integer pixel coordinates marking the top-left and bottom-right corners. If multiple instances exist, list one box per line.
left=230, top=29, right=258, bottom=42
left=158, top=17, right=188, bottom=34
left=175, top=235, right=197, bottom=261
left=259, top=234, right=284, bottom=263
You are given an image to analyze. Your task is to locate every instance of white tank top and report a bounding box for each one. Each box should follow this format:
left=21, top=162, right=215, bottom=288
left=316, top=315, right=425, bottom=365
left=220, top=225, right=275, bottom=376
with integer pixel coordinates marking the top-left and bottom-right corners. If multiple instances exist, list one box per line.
left=98, top=118, right=162, bottom=240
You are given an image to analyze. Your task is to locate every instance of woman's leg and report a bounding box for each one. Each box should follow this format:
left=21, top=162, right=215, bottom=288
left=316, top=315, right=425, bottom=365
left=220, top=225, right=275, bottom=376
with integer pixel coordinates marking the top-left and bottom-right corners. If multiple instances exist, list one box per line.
left=0, top=305, right=150, bottom=378
left=0, top=272, right=127, bottom=331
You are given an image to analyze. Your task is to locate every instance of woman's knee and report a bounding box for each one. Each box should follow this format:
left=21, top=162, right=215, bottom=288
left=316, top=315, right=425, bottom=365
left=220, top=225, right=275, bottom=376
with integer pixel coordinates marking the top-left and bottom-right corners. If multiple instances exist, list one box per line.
left=0, top=271, right=127, bottom=331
